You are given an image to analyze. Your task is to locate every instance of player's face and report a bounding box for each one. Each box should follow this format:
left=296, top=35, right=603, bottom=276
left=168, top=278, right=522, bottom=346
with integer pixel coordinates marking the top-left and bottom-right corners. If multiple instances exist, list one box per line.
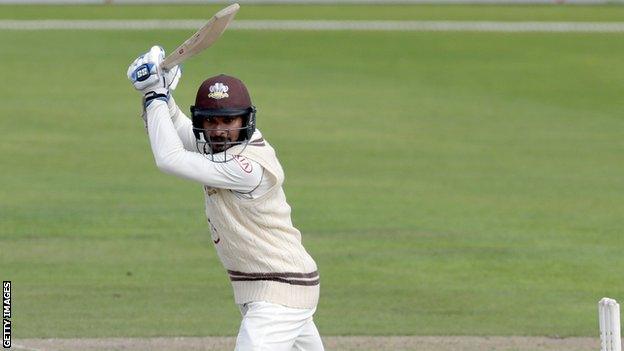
left=203, top=116, right=243, bottom=153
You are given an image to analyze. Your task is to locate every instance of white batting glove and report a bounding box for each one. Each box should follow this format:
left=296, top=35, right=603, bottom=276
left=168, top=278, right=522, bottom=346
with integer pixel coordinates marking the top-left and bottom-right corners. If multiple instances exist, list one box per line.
left=127, top=45, right=182, bottom=106
left=164, top=64, right=181, bottom=91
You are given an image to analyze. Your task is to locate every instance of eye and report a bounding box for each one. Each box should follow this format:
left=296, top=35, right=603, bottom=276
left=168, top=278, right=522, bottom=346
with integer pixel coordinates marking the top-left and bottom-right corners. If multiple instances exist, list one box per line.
left=223, top=117, right=234, bottom=124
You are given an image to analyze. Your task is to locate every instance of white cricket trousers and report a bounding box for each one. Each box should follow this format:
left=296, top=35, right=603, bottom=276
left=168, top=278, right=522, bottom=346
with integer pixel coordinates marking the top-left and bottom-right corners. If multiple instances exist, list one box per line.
left=235, top=301, right=324, bottom=351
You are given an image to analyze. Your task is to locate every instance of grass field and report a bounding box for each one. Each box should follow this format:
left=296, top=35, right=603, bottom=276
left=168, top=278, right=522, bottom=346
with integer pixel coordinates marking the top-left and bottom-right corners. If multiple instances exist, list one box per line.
left=2, top=4, right=624, bottom=21
left=1, top=4, right=624, bottom=341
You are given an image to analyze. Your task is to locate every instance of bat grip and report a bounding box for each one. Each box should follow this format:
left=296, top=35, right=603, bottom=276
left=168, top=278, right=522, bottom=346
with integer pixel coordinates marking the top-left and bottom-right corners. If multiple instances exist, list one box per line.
left=160, top=61, right=171, bottom=71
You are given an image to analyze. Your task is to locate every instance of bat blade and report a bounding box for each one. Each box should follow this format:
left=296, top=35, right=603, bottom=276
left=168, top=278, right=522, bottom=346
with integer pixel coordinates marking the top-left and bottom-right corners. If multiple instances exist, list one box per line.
left=160, top=3, right=240, bottom=70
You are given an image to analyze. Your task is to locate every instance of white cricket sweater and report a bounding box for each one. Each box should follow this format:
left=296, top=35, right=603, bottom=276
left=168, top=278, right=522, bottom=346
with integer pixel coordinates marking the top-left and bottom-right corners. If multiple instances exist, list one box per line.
left=204, top=137, right=320, bottom=309
left=145, top=100, right=319, bottom=309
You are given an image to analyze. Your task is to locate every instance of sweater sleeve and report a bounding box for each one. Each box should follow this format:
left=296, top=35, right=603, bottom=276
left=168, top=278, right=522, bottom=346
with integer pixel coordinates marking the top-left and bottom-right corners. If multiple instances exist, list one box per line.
left=146, top=100, right=263, bottom=192
left=167, top=96, right=197, bottom=152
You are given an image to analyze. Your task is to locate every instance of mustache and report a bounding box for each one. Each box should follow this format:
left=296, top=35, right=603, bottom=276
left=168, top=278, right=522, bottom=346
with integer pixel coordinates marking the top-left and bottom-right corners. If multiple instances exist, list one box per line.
left=208, top=136, right=230, bottom=144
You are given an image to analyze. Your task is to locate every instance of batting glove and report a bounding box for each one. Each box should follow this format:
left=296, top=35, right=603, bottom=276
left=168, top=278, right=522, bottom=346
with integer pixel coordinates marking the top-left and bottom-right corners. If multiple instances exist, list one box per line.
left=127, top=45, right=182, bottom=107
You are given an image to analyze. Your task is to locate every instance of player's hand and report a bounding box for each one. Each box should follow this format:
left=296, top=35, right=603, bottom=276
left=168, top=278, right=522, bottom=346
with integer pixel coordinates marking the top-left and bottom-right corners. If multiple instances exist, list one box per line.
left=127, top=46, right=182, bottom=101
left=164, top=64, right=181, bottom=91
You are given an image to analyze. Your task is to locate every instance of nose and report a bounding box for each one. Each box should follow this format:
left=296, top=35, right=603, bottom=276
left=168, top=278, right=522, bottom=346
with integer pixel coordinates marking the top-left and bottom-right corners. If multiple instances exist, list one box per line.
left=209, top=122, right=229, bottom=136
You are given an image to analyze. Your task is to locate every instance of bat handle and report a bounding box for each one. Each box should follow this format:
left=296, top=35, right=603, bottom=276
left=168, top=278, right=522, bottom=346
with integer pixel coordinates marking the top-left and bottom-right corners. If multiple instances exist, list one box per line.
left=160, top=61, right=171, bottom=71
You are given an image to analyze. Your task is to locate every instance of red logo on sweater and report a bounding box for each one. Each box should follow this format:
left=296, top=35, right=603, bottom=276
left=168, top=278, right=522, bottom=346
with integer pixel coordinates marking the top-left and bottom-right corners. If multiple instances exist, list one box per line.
left=234, top=155, right=253, bottom=173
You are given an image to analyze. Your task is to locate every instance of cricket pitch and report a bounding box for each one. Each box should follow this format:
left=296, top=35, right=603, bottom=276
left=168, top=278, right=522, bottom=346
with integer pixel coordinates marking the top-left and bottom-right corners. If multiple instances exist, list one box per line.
left=13, top=336, right=598, bottom=351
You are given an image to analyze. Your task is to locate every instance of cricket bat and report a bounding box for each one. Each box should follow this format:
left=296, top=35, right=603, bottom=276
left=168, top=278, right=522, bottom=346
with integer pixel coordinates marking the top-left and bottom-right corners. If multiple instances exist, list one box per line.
left=160, top=3, right=240, bottom=70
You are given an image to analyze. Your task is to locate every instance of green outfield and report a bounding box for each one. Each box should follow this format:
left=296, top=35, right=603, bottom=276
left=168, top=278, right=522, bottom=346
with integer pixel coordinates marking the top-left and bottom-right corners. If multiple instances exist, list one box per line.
left=2, top=3, right=624, bottom=20
left=1, top=4, right=623, bottom=339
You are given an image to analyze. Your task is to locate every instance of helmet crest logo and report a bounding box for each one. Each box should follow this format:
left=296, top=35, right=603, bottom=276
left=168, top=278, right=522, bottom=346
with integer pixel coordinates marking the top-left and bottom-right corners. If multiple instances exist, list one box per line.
left=208, top=82, right=229, bottom=99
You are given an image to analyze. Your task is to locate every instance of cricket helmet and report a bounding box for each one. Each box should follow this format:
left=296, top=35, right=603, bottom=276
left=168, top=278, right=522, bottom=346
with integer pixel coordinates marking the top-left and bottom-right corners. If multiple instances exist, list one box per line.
left=190, top=74, right=257, bottom=159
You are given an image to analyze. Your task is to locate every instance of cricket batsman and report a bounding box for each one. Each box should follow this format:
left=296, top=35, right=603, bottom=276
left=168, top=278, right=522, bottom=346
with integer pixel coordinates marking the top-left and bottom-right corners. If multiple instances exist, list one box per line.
left=127, top=46, right=324, bottom=350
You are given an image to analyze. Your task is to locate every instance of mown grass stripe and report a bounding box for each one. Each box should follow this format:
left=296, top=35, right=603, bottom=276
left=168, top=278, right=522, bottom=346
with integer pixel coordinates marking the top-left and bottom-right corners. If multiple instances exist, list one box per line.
left=2, top=19, right=624, bottom=32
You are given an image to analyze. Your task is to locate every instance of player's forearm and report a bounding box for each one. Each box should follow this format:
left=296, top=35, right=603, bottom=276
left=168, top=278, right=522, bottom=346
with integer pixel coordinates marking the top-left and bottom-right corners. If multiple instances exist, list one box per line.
left=167, top=97, right=197, bottom=151
left=145, top=101, right=260, bottom=192
left=147, top=101, right=185, bottom=172
left=167, top=96, right=185, bottom=126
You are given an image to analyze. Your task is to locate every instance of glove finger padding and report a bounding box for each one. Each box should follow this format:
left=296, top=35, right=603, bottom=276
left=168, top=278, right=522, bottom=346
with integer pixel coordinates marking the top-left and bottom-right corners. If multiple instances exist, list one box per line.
left=165, top=65, right=182, bottom=91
